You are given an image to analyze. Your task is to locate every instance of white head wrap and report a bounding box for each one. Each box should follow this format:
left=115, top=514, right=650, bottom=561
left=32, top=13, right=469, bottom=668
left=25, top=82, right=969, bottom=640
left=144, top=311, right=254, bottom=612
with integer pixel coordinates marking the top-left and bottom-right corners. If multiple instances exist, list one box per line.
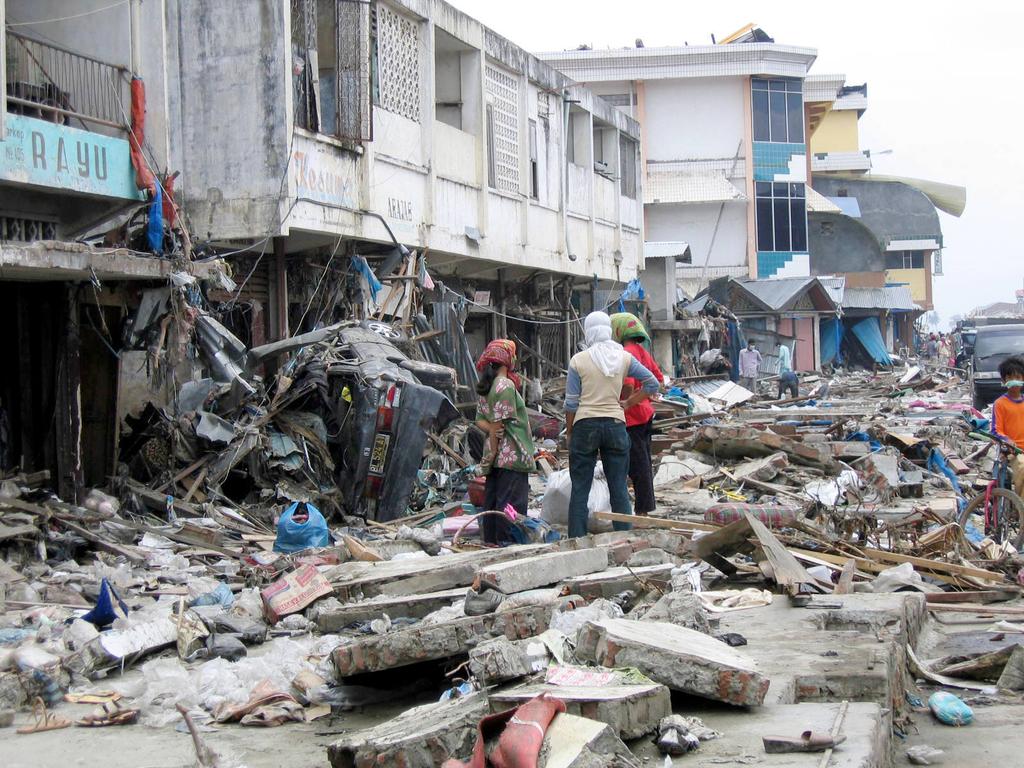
left=583, top=311, right=625, bottom=377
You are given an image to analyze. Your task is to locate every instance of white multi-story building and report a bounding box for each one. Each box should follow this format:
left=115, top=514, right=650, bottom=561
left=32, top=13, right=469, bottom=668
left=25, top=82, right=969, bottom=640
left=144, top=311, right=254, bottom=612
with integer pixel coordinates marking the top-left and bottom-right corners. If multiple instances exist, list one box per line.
left=165, top=0, right=643, bottom=343
left=539, top=37, right=820, bottom=294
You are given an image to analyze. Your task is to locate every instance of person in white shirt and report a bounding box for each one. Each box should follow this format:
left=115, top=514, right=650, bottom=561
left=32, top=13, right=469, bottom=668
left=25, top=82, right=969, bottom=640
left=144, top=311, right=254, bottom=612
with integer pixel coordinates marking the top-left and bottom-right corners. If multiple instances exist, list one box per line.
left=738, top=340, right=762, bottom=392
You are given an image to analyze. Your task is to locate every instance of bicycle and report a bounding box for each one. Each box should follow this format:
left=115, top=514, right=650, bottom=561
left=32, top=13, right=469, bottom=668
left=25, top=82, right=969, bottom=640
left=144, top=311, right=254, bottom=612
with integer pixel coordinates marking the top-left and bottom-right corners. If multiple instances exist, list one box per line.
left=956, top=431, right=1024, bottom=550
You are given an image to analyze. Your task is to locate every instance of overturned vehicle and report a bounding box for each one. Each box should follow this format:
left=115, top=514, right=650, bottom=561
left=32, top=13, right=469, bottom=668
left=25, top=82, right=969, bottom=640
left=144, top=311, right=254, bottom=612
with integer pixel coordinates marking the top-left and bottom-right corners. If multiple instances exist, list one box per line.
left=118, top=293, right=460, bottom=523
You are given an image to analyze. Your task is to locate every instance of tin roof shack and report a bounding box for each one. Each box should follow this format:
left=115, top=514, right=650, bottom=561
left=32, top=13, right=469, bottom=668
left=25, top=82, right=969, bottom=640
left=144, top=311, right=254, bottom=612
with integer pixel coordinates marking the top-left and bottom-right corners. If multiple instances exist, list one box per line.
left=699, top=276, right=838, bottom=374
left=817, top=278, right=922, bottom=369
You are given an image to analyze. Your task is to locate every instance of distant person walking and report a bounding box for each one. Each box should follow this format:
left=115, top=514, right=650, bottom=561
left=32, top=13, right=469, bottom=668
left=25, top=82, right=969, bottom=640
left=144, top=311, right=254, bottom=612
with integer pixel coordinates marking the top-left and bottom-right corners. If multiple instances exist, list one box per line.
left=738, top=339, right=762, bottom=392
left=474, top=339, right=535, bottom=545
left=610, top=312, right=663, bottom=517
left=565, top=312, right=659, bottom=538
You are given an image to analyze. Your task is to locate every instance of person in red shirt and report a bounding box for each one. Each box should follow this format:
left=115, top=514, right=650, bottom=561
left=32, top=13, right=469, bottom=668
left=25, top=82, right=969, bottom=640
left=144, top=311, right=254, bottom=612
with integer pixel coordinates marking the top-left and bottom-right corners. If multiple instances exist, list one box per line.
left=611, top=313, right=663, bottom=516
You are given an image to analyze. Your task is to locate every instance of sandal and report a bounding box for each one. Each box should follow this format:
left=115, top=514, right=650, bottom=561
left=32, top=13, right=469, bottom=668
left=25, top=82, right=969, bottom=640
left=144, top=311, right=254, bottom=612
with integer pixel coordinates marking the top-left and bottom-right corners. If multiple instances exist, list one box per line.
left=763, top=730, right=846, bottom=753
left=76, top=701, right=140, bottom=727
left=16, top=698, right=72, bottom=734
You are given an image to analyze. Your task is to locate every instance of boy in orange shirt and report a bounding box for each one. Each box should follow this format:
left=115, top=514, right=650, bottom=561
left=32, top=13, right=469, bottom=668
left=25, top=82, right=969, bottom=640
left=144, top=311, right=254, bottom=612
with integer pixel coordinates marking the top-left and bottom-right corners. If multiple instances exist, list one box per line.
left=992, top=356, right=1024, bottom=496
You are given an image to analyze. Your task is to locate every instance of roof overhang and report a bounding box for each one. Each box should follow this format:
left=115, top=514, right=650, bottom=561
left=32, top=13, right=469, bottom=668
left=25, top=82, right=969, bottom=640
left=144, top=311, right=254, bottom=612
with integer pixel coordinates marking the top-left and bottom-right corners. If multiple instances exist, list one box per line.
left=536, top=43, right=817, bottom=82
left=644, top=241, right=692, bottom=262
left=885, top=238, right=941, bottom=251
left=0, top=241, right=226, bottom=283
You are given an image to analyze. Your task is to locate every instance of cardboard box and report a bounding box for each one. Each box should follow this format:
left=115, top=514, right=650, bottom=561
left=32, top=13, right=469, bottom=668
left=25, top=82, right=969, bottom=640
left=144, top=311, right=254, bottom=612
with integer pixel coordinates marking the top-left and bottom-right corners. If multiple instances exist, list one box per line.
left=261, top=564, right=332, bottom=623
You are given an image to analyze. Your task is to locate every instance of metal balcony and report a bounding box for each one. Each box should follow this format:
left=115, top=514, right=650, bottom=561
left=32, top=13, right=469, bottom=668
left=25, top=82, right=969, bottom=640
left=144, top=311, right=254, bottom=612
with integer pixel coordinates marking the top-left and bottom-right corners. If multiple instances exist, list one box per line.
left=6, top=30, right=131, bottom=133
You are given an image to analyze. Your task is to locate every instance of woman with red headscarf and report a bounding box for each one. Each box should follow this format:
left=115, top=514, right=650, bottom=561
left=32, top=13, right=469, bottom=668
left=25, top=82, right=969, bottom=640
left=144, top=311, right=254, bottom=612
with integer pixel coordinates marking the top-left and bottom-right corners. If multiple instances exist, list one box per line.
left=474, top=340, right=535, bottom=544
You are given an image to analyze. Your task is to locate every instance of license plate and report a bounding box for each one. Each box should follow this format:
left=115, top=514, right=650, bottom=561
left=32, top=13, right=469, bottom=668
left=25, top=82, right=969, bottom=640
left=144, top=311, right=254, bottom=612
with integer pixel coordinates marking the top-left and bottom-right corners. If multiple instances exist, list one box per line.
left=368, top=434, right=390, bottom=475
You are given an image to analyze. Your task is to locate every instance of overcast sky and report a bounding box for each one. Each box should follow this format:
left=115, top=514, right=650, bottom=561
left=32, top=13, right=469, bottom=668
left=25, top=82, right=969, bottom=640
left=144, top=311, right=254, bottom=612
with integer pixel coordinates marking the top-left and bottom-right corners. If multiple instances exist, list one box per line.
left=450, top=0, right=1018, bottom=325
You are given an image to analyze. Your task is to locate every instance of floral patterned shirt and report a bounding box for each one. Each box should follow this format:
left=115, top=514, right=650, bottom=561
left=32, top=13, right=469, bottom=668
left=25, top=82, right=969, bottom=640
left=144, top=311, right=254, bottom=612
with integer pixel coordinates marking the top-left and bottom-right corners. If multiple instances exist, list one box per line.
left=475, top=377, right=535, bottom=473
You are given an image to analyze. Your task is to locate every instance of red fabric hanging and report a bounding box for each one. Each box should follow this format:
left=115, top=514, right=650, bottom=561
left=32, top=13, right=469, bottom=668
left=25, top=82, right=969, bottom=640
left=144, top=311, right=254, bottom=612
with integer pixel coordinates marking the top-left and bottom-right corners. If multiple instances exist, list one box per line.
left=129, top=77, right=155, bottom=193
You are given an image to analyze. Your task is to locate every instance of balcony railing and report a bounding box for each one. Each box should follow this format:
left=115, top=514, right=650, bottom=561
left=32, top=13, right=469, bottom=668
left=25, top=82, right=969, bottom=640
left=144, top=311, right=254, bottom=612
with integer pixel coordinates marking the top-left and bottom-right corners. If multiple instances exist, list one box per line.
left=5, top=31, right=131, bottom=133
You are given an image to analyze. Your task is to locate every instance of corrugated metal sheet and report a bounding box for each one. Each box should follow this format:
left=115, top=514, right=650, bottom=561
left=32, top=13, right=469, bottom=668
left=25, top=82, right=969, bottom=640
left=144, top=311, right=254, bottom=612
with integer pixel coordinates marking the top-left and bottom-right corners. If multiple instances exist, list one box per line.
left=677, top=265, right=748, bottom=301
left=818, top=276, right=846, bottom=305
left=841, top=285, right=919, bottom=312
left=645, top=241, right=691, bottom=261
left=741, top=277, right=818, bottom=311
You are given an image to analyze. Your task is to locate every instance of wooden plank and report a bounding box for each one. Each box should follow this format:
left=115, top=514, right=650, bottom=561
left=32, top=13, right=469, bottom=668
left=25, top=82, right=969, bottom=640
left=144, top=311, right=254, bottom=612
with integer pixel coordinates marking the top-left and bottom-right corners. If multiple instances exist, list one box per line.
left=426, top=433, right=469, bottom=468
left=744, top=512, right=819, bottom=590
left=594, top=511, right=716, bottom=532
left=927, top=603, right=1024, bottom=617
left=720, top=467, right=807, bottom=502
left=925, top=591, right=1019, bottom=604
left=833, top=560, right=856, bottom=594
left=861, top=548, right=1006, bottom=583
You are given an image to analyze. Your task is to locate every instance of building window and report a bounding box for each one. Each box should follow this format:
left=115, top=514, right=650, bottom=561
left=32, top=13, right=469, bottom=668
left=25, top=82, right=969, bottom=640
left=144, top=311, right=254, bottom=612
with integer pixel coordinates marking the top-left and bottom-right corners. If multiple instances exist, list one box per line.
left=528, top=119, right=539, bottom=199
left=290, top=0, right=372, bottom=141
left=485, top=64, right=519, bottom=193
left=885, top=250, right=925, bottom=269
left=434, top=28, right=478, bottom=133
left=376, top=4, right=420, bottom=122
left=755, top=181, right=807, bottom=252
left=619, top=135, right=637, bottom=199
left=752, top=78, right=803, bottom=143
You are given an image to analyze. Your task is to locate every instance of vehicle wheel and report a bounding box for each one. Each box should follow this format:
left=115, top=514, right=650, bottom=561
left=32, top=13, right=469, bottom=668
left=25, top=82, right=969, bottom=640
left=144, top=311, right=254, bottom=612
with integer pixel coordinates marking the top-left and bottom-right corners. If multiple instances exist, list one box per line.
left=957, top=487, right=1024, bottom=550
left=361, top=319, right=407, bottom=344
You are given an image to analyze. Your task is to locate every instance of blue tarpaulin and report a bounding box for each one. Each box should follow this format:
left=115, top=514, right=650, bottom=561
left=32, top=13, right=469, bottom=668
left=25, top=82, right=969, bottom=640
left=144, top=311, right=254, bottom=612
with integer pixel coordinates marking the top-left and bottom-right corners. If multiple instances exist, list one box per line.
left=146, top=184, right=163, bottom=253
left=850, top=317, right=892, bottom=366
left=820, top=317, right=842, bottom=365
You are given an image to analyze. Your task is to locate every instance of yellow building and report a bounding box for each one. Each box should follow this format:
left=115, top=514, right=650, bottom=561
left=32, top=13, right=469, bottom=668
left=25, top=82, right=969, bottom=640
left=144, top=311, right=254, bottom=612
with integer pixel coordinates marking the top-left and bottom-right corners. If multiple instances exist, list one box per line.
left=806, top=81, right=964, bottom=312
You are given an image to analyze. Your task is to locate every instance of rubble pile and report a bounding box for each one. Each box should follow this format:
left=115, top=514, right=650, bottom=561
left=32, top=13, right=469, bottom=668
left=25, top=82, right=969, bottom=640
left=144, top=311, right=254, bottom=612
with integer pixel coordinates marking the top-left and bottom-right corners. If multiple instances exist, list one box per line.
left=3, top=334, right=1024, bottom=766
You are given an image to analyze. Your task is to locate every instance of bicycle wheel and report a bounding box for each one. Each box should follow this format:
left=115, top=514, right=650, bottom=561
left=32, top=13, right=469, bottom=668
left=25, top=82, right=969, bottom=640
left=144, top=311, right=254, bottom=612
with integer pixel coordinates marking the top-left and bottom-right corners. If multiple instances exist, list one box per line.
left=958, top=488, right=1024, bottom=550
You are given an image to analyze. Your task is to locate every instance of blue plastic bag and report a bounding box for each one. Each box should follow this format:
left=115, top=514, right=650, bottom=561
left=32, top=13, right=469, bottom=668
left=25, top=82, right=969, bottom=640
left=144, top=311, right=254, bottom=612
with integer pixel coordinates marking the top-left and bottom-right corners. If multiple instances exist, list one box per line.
left=81, top=578, right=129, bottom=628
left=928, top=691, right=973, bottom=726
left=274, top=502, right=330, bottom=553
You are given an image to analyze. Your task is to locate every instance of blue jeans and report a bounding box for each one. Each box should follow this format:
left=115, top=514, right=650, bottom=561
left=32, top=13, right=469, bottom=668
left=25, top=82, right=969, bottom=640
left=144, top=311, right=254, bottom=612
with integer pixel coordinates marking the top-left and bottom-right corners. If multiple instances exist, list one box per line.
left=568, top=417, right=633, bottom=538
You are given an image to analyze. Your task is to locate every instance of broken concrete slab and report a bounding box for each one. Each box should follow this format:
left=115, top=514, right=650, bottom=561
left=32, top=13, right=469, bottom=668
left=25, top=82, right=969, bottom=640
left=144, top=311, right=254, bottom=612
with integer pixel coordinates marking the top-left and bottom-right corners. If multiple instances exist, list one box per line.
left=327, top=691, right=487, bottom=768
left=538, top=712, right=638, bottom=768
left=733, top=452, right=790, bottom=482
left=634, top=701, right=888, bottom=768
left=314, top=588, right=466, bottom=632
left=476, top=548, right=608, bottom=594
left=637, top=591, right=713, bottom=633
left=468, top=635, right=552, bottom=685
left=324, top=544, right=551, bottom=600
left=489, top=683, right=670, bottom=739
left=561, top=563, right=674, bottom=600
left=690, top=425, right=839, bottom=471
left=575, top=618, right=769, bottom=706
left=714, top=592, right=927, bottom=706
left=332, top=603, right=553, bottom=677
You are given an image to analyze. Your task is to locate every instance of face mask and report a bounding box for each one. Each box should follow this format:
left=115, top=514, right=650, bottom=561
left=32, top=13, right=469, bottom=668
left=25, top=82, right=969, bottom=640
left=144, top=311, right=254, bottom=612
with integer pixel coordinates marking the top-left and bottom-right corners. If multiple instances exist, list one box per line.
left=1005, top=380, right=1024, bottom=389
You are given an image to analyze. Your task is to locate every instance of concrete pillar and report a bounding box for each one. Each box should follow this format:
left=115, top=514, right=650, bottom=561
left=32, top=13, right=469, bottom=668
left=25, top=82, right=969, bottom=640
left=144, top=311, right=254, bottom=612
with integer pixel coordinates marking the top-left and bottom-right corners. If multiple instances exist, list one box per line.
left=273, top=236, right=289, bottom=340
left=652, top=332, right=673, bottom=381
